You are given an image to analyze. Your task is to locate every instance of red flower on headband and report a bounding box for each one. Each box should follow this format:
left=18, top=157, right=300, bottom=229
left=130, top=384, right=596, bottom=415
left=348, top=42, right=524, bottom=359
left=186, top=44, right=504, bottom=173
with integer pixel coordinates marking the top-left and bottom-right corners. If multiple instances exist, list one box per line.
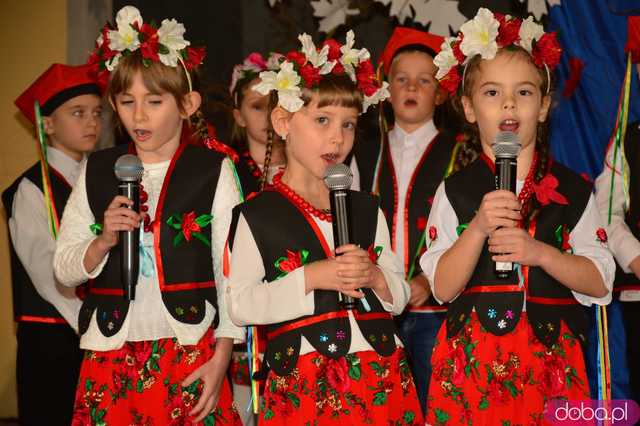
left=138, top=23, right=160, bottom=62
left=356, top=59, right=378, bottom=96
left=299, top=64, right=322, bottom=88
left=323, top=39, right=345, bottom=74
left=533, top=33, right=562, bottom=69
left=495, top=14, right=521, bottom=47
left=452, top=38, right=465, bottom=63
left=185, top=47, right=206, bottom=71
left=440, top=67, right=462, bottom=95
left=286, top=50, right=306, bottom=68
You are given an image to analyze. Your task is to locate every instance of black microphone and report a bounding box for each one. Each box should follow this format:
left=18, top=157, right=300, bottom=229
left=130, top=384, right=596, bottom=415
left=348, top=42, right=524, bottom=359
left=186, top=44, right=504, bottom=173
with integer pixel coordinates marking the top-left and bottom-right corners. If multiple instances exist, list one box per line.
left=114, top=154, right=144, bottom=300
left=323, top=163, right=357, bottom=310
left=492, top=131, right=522, bottom=278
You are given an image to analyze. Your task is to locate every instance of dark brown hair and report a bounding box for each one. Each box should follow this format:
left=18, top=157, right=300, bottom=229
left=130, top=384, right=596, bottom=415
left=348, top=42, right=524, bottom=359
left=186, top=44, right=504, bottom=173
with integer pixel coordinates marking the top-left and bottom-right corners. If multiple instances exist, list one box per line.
left=451, top=47, right=553, bottom=221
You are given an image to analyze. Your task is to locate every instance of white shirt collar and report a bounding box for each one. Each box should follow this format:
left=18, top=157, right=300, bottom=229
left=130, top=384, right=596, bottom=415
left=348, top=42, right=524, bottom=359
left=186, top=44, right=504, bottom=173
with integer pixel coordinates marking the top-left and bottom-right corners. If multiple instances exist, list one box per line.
left=46, top=146, right=83, bottom=185
left=389, top=120, right=438, bottom=150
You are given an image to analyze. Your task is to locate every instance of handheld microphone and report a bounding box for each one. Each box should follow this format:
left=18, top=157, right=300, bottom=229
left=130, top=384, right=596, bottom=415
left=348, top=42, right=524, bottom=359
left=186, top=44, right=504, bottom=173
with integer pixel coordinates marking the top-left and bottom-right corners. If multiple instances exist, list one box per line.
left=114, top=154, right=144, bottom=300
left=323, top=163, right=357, bottom=310
left=491, top=131, right=522, bottom=278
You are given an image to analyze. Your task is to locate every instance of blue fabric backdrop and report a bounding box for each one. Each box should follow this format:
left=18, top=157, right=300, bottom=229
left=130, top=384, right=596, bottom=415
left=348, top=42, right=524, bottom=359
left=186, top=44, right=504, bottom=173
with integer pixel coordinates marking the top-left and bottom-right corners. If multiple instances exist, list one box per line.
left=548, top=0, right=639, bottom=179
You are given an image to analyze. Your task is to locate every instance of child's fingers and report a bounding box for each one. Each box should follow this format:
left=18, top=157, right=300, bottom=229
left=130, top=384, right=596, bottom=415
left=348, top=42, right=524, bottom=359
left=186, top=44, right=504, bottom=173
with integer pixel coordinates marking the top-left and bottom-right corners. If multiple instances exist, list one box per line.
left=339, top=288, right=364, bottom=299
left=335, top=244, right=360, bottom=255
left=107, top=195, right=134, bottom=209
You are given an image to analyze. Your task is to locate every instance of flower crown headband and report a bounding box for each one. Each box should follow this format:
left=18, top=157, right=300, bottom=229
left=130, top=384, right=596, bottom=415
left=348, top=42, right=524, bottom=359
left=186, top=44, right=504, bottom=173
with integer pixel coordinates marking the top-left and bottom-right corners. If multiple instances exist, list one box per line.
left=433, top=8, right=562, bottom=95
left=230, top=52, right=283, bottom=97
left=253, top=30, right=390, bottom=113
left=87, top=6, right=206, bottom=91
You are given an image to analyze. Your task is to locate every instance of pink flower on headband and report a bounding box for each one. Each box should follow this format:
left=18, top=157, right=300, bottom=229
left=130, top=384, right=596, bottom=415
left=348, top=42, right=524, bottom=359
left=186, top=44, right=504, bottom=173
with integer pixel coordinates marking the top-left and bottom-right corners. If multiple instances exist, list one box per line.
left=434, top=8, right=562, bottom=95
left=229, top=52, right=282, bottom=95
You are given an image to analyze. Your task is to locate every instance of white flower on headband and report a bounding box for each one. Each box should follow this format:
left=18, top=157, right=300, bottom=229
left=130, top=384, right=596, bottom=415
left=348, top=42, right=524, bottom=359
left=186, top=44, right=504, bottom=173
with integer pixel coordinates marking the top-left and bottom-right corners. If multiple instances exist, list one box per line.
left=105, top=54, right=121, bottom=72
left=459, top=8, right=499, bottom=61
left=157, top=19, right=190, bottom=67
left=266, top=53, right=284, bottom=70
left=254, top=61, right=304, bottom=112
left=299, top=33, right=335, bottom=74
left=363, top=81, right=390, bottom=113
left=340, top=30, right=370, bottom=81
left=108, top=6, right=143, bottom=52
left=518, top=16, right=545, bottom=52
left=434, top=38, right=458, bottom=80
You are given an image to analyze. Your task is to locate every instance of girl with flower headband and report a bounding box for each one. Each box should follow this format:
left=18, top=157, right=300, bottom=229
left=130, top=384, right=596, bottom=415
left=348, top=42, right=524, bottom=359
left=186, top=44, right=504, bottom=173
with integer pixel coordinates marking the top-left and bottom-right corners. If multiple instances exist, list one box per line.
left=54, top=6, right=243, bottom=424
left=420, top=8, right=615, bottom=424
left=225, top=31, right=424, bottom=424
left=230, top=52, right=286, bottom=197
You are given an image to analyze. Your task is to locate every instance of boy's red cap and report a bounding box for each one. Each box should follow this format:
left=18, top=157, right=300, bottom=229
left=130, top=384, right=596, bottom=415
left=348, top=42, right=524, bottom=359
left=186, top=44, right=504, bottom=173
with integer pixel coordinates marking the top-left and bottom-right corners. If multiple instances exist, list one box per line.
left=626, top=16, right=640, bottom=63
left=379, top=27, right=444, bottom=76
left=15, top=63, right=101, bottom=124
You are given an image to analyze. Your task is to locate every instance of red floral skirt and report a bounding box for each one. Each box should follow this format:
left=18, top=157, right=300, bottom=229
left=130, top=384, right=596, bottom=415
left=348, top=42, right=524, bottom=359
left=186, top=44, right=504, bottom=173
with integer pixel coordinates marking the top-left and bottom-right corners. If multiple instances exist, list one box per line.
left=72, top=329, right=241, bottom=426
left=260, top=348, right=424, bottom=425
left=426, top=313, right=590, bottom=426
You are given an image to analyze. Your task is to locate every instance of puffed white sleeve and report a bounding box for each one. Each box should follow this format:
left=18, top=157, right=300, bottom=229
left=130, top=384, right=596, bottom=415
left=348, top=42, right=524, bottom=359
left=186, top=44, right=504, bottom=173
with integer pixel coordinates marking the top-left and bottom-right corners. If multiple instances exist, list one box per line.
left=419, top=182, right=460, bottom=304
left=594, top=147, right=640, bottom=272
left=54, top=160, right=109, bottom=287
left=226, top=212, right=315, bottom=326
left=568, top=194, right=615, bottom=306
left=211, top=158, right=246, bottom=342
left=370, top=208, right=409, bottom=314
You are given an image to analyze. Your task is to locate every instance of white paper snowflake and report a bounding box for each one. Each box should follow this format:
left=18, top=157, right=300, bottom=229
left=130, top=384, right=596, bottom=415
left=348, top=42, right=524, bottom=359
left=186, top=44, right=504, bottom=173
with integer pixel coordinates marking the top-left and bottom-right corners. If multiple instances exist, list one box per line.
left=526, top=0, right=562, bottom=20
left=375, top=0, right=421, bottom=25
left=311, top=0, right=361, bottom=33
left=413, top=0, right=467, bottom=36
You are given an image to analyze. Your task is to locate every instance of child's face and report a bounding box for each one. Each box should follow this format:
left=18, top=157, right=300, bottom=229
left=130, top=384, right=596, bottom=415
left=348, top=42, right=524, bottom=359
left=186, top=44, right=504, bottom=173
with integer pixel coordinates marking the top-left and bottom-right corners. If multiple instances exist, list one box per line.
left=44, top=94, right=102, bottom=161
left=280, top=99, right=358, bottom=181
left=461, top=51, right=551, bottom=153
left=388, top=51, right=444, bottom=132
left=233, top=78, right=269, bottom=146
left=114, top=72, right=185, bottom=162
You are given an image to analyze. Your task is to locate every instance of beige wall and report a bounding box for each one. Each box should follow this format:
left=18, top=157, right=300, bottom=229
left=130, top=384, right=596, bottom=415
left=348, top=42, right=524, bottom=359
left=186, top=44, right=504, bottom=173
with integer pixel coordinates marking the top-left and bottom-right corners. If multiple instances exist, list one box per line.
left=0, top=0, right=68, bottom=417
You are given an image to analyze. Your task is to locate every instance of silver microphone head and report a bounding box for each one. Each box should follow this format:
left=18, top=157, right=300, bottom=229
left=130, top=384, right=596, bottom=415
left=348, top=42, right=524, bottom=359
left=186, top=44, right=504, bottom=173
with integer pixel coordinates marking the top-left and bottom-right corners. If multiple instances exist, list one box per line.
left=492, top=131, right=522, bottom=159
left=114, top=154, right=144, bottom=182
left=323, top=163, right=353, bottom=191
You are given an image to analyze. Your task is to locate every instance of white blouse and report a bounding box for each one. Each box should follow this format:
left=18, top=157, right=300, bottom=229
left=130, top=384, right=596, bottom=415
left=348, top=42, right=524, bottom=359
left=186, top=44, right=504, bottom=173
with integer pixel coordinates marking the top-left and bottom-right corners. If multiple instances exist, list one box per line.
left=54, top=156, right=245, bottom=351
left=226, top=208, right=410, bottom=356
left=420, top=179, right=615, bottom=307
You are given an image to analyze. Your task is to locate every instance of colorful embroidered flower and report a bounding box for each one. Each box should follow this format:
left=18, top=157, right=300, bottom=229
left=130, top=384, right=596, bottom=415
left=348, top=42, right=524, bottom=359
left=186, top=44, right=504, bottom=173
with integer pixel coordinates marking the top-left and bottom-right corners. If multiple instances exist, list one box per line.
left=336, top=330, right=346, bottom=340
left=320, top=333, right=329, bottom=342
left=497, top=319, right=507, bottom=329
left=555, top=224, right=573, bottom=252
left=180, top=211, right=201, bottom=241
left=327, top=343, right=338, bottom=353
left=505, top=310, right=514, bottom=320
left=596, top=228, right=608, bottom=244
left=487, top=308, right=497, bottom=319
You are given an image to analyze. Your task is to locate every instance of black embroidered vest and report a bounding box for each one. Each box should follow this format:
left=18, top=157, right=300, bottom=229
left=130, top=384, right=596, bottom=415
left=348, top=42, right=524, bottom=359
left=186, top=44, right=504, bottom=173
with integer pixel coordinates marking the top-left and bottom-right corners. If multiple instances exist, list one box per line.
left=2, top=163, right=73, bottom=323
left=354, top=130, right=458, bottom=308
left=230, top=189, right=399, bottom=375
left=79, top=143, right=223, bottom=337
left=613, top=121, right=640, bottom=293
left=445, top=159, right=591, bottom=347
left=235, top=151, right=261, bottom=199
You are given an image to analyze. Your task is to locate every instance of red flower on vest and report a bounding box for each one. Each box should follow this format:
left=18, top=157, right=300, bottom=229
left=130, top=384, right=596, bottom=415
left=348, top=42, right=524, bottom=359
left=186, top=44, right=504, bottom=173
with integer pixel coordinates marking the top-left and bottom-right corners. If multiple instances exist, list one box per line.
left=181, top=211, right=201, bottom=242
left=532, top=174, right=568, bottom=206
